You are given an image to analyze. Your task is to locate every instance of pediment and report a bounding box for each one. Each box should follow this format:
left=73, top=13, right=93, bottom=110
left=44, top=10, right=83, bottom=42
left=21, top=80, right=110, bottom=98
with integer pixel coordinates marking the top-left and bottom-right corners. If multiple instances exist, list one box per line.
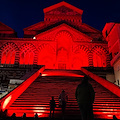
left=45, top=6, right=81, bottom=16
left=43, top=1, right=83, bottom=15
left=34, top=23, right=92, bottom=42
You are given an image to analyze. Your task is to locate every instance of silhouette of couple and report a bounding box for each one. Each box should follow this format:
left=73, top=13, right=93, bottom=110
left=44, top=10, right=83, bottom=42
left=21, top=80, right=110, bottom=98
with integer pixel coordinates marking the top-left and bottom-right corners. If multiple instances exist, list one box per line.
left=50, top=90, right=68, bottom=119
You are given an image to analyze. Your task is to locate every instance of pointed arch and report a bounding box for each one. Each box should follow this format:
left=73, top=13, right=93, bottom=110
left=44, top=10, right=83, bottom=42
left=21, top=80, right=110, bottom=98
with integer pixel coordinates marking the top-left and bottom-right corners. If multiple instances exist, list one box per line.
left=72, top=45, right=90, bottom=69
left=55, top=30, right=73, bottom=69
left=92, top=46, right=108, bottom=67
left=38, top=43, right=55, bottom=69
left=55, top=30, right=73, bottom=51
left=1, top=42, right=18, bottom=64
left=55, top=30, right=73, bottom=41
left=19, top=43, right=36, bottom=65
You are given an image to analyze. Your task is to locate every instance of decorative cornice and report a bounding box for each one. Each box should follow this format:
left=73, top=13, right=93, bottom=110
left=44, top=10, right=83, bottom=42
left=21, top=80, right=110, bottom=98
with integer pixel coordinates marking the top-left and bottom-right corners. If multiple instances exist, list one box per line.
left=43, top=1, right=83, bottom=15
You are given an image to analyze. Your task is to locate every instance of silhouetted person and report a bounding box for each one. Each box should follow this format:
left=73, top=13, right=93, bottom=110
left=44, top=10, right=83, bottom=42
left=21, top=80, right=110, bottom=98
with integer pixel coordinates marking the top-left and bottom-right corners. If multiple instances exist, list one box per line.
left=59, top=90, right=68, bottom=117
left=11, top=113, right=16, bottom=120
left=2, top=109, right=7, bottom=120
left=34, top=113, right=38, bottom=120
left=113, top=115, right=118, bottom=120
left=22, top=113, right=26, bottom=120
left=0, top=110, right=3, bottom=119
left=75, top=76, right=95, bottom=120
left=50, top=96, right=56, bottom=119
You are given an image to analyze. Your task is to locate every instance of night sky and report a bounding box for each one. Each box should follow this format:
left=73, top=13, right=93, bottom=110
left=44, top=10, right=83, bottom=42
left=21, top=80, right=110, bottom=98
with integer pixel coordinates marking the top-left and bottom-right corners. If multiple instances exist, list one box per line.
left=0, top=0, right=120, bottom=38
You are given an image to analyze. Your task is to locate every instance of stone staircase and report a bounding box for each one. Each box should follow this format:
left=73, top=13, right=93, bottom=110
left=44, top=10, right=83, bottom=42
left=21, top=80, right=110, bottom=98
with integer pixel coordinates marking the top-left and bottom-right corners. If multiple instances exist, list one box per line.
left=7, top=70, right=120, bottom=119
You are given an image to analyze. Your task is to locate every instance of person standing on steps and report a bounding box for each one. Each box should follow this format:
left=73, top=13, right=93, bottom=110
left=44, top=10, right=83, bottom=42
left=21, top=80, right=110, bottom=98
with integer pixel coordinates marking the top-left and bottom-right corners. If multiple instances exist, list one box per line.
left=75, top=75, right=95, bottom=120
left=50, top=96, right=56, bottom=119
left=59, top=90, right=68, bottom=117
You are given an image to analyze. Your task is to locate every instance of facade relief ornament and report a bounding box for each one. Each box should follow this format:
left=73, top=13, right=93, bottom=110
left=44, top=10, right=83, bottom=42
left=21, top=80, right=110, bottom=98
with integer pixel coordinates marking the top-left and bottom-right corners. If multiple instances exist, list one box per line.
left=46, top=6, right=80, bottom=15
left=72, top=33, right=90, bottom=42
left=40, top=36, right=55, bottom=41
left=0, top=1, right=109, bottom=69
left=36, top=32, right=56, bottom=41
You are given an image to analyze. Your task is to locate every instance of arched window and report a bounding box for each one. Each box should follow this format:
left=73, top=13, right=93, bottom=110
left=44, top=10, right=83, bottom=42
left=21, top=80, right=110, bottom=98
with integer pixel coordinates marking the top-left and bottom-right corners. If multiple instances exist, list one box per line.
left=93, top=46, right=107, bottom=67
left=19, top=44, right=35, bottom=65
left=72, top=46, right=89, bottom=69
left=1, top=43, right=16, bottom=64
left=38, top=44, right=55, bottom=69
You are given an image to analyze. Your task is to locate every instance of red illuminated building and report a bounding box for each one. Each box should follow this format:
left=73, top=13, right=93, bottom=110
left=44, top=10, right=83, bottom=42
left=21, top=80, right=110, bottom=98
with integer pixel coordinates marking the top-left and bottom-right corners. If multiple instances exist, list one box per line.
left=1, top=1, right=120, bottom=119
left=0, top=1, right=110, bottom=70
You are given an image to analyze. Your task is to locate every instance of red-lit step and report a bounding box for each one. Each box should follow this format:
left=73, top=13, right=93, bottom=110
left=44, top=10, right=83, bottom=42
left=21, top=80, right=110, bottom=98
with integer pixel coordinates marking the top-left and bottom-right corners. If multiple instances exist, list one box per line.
left=7, top=70, right=120, bottom=119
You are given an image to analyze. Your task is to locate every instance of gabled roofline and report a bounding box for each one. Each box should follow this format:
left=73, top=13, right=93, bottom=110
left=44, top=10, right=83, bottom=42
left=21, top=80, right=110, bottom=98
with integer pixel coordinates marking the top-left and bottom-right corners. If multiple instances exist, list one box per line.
left=35, top=23, right=92, bottom=40
left=23, top=21, right=45, bottom=31
left=43, top=1, right=83, bottom=15
left=0, top=21, right=15, bottom=31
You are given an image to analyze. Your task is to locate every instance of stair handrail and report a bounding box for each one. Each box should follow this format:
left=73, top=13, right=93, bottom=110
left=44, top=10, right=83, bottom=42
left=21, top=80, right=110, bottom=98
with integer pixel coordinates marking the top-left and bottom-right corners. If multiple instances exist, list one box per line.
left=81, top=67, right=120, bottom=97
left=0, top=66, right=45, bottom=112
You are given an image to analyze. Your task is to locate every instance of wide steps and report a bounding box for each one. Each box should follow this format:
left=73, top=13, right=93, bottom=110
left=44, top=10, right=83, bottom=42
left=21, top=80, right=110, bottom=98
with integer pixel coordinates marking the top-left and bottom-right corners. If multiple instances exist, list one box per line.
left=7, top=71, right=120, bottom=119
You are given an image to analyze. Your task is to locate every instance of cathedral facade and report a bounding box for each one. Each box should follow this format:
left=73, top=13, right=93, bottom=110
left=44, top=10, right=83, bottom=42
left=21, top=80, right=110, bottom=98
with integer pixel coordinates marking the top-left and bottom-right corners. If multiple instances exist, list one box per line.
left=0, top=1, right=110, bottom=70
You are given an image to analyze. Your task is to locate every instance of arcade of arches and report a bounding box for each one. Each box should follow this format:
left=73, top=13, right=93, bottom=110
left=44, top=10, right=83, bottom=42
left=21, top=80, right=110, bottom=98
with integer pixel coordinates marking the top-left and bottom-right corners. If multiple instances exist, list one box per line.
left=0, top=1, right=110, bottom=70
left=0, top=37, right=109, bottom=70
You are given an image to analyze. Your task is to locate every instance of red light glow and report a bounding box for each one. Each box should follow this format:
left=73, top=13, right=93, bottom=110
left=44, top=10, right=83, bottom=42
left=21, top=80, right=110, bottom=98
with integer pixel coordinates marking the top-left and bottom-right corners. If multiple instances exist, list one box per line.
left=1, top=30, right=108, bottom=69
left=2, top=95, right=12, bottom=111
left=41, top=70, right=84, bottom=77
left=0, top=1, right=117, bottom=119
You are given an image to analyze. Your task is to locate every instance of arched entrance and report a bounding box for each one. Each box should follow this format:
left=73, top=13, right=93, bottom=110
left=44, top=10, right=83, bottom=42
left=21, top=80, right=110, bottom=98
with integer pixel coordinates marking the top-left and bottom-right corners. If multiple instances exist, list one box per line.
left=55, top=30, right=73, bottom=69
left=57, top=47, right=68, bottom=69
